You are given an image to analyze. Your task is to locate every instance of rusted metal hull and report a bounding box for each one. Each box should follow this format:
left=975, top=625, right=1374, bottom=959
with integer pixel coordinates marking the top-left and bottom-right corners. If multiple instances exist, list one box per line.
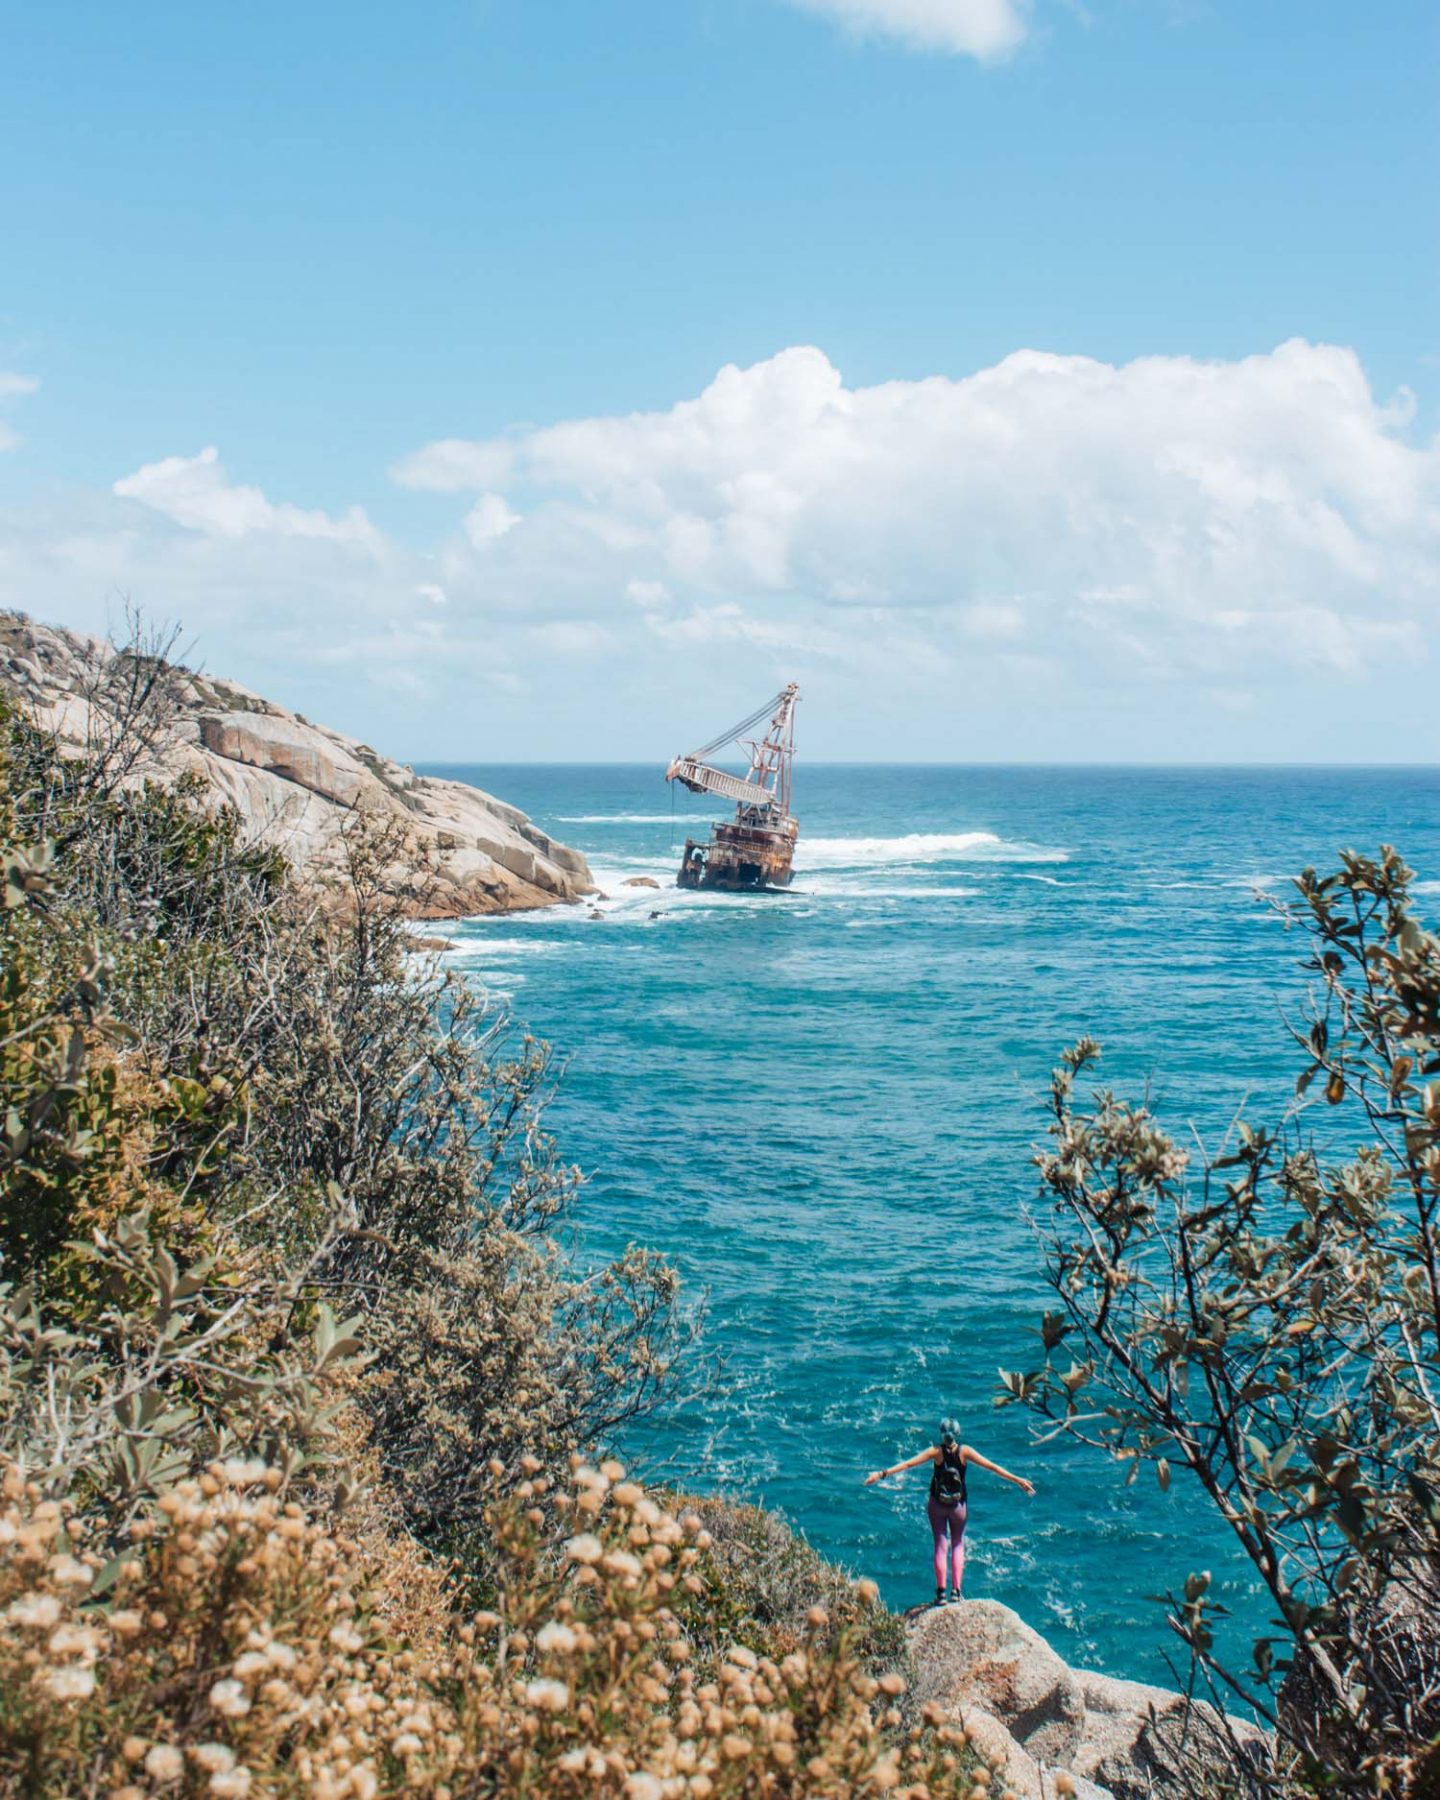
left=677, top=820, right=798, bottom=891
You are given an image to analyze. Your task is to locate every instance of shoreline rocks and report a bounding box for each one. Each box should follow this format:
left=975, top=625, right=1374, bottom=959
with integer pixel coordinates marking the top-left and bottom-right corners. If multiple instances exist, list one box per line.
left=907, top=1599, right=1268, bottom=1800
left=0, top=612, right=594, bottom=920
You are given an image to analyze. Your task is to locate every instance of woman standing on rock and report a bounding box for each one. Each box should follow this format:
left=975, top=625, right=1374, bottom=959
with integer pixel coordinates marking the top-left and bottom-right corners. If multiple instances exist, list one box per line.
left=864, top=1427, right=1035, bottom=1607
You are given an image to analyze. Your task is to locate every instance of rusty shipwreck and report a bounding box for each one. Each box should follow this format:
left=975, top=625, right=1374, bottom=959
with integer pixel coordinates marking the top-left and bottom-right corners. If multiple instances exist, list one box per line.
left=665, top=684, right=800, bottom=892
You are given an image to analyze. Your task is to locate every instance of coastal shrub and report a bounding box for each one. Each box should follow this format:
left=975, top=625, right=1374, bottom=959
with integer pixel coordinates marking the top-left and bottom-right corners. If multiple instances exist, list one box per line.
left=0, top=1213, right=364, bottom=1535
left=0, top=655, right=688, bottom=1551
left=676, top=1494, right=911, bottom=1678
left=1, top=622, right=995, bottom=1798
left=0, top=1454, right=991, bottom=1799
left=1002, top=847, right=1440, bottom=1797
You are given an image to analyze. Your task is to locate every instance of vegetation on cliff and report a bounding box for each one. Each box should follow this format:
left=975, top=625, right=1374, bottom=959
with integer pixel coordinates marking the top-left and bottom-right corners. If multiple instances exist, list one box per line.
left=0, top=671, right=986, bottom=1797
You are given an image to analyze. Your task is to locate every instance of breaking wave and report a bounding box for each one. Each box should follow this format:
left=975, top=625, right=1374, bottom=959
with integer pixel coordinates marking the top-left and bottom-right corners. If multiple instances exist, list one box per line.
left=556, top=812, right=715, bottom=824
left=797, top=830, right=1067, bottom=869
left=803, top=881, right=981, bottom=899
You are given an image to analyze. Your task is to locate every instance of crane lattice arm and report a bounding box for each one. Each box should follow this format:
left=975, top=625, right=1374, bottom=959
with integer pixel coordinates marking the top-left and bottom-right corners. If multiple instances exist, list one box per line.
left=665, top=684, right=799, bottom=817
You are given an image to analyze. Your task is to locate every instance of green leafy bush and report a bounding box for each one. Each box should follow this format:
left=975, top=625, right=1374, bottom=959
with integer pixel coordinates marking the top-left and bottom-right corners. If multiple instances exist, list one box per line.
left=0, top=671, right=687, bottom=1550
left=1003, top=847, right=1440, bottom=1797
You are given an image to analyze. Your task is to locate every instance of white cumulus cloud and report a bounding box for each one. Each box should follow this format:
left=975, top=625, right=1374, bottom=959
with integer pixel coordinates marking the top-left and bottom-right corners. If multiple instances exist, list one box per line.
left=783, top=0, right=1029, bottom=58
left=394, top=340, right=1440, bottom=680
left=114, top=446, right=379, bottom=546
left=465, top=492, right=522, bottom=545
left=7, top=339, right=1439, bottom=761
left=392, top=437, right=515, bottom=492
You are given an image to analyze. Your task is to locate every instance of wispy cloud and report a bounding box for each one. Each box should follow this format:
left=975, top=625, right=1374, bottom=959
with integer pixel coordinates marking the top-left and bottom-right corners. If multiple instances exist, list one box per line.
left=781, top=0, right=1030, bottom=59
left=0, top=371, right=40, bottom=453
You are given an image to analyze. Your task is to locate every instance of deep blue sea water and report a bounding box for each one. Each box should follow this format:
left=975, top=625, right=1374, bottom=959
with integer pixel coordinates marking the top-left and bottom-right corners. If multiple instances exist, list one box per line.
left=418, top=763, right=1439, bottom=1687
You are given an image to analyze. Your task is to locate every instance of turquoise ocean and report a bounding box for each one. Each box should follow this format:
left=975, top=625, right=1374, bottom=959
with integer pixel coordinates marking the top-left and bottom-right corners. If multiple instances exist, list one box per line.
left=418, top=763, right=1439, bottom=1687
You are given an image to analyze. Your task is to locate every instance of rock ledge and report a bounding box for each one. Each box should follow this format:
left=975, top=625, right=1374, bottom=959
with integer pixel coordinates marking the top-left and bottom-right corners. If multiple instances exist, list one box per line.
left=908, top=1600, right=1267, bottom=1800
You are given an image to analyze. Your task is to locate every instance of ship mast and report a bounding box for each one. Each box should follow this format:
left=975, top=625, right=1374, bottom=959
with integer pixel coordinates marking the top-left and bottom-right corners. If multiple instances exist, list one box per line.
left=665, top=684, right=799, bottom=822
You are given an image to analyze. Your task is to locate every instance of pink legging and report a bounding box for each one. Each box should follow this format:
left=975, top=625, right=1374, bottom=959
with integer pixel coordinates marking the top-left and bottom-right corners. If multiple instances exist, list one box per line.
left=927, top=1495, right=968, bottom=1592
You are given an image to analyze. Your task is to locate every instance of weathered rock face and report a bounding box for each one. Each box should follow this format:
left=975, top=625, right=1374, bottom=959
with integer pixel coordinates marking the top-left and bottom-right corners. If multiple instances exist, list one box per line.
left=0, top=612, right=593, bottom=920
left=908, top=1600, right=1268, bottom=1800
left=910, top=1600, right=1086, bottom=1769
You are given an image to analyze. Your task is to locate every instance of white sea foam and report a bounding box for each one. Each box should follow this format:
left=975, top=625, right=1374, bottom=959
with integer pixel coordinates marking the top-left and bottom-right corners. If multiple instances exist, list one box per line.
left=801, top=879, right=980, bottom=899
left=541, top=870, right=777, bottom=919
left=1414, top=879, right=1440, bottom=896
left=556, top=812, right=715, bottom=824
left=451, top=936, right=564, bottom=956
left=586, top=865, right=685, bottom=902
left=583, top=864, right=987, bottom=910
left=798, top=830, right=1067, bottom=869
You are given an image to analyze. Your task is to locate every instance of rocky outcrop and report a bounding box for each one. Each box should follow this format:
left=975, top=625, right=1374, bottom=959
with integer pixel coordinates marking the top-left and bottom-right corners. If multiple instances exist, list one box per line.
left=0, top=612, right=593, bottom=919
left=908, top=1600, right=1268, bottom=1800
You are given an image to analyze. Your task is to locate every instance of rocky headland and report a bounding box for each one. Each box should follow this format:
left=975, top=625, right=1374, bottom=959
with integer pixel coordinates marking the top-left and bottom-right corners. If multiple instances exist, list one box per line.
left=907, top=1598, right=1265, bottom=1799
left=0, top=612, right=593, bottom=918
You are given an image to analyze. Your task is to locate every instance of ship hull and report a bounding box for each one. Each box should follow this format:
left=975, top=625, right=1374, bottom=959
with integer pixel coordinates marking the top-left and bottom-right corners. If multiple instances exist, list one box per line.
left=677, top=820, right=797, bottom=891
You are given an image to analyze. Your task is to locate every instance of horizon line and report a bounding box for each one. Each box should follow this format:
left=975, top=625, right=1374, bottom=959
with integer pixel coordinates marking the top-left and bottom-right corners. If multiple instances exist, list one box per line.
left=409, top=757, right=1439, bottom=771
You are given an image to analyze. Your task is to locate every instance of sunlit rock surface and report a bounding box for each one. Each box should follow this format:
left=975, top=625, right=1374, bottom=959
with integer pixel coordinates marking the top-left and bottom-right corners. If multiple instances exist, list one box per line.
left=0, top=612, right=592, bottom=919
left=908, top=1599, right=1268, bottom=1800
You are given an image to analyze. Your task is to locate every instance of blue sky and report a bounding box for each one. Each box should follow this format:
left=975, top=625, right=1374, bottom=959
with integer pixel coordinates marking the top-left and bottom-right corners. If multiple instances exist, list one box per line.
left=1, top=0, right=1436, bottom=760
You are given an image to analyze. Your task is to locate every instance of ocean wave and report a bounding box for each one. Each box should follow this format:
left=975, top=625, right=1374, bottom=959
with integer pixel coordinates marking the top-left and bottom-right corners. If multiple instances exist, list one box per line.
left=583, top=867, right=985, bottom=909
left=449, top=936, right=564, bottom=956
left=798, top=830, right=1067, bottom=869
left=1414, top=879, right=1440, bottom=896
left=585, top=866, right=682, bottom=899
left=452, top=973, right=521, bottom=996
left=551, top=875, right=782, bottom=917
left=802, top=880, right=981, bottom=899
left=556, top=812, right=715, bottom=824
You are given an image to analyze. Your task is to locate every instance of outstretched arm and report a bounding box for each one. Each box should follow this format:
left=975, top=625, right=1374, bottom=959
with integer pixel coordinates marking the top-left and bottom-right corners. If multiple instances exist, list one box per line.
left=964, top=1446, right=1036, bottom=1495
left=864, top=1447, right=939, bottom=1486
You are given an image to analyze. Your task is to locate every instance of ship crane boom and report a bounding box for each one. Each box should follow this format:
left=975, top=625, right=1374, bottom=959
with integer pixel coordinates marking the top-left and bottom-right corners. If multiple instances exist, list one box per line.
left=664, top=684, right=800, bottom=893
left=664, top=758, right=775, bottom=810
left=665, top=683, right=799, bottom=818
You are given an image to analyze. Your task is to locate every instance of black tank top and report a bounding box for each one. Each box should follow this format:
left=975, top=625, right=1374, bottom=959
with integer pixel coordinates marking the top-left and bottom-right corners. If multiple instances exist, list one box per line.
left=930, top=1443, right=967, bottom=1505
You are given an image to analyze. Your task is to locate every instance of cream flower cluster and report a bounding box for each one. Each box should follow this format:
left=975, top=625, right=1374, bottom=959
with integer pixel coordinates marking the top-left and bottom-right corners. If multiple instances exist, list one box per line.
left=0, top=1453, right=1001, bottom=1799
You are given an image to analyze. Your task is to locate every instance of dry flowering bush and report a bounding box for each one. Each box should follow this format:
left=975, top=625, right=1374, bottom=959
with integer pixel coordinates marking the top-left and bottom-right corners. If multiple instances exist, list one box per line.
left=0, top=1453, right=995, bottom=1800
left=670, top=1495, right=910, bottom=1679
left=0, top=1456, right=445, bottom=1799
